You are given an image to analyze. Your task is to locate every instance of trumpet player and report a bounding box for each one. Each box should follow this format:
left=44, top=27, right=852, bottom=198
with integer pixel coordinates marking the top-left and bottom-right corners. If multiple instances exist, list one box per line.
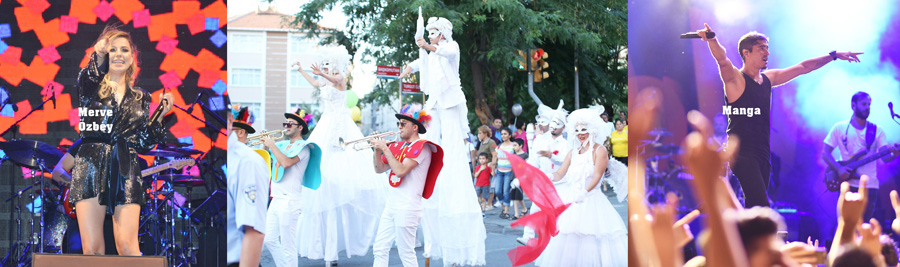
left=259, top=108, right=322, bottom=267
left=371, top=108, right=444, bottom=267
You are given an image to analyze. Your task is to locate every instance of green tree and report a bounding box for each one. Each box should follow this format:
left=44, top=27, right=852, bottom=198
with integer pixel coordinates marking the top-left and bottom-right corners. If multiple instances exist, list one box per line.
left=289, top=0, right=626, bottom=131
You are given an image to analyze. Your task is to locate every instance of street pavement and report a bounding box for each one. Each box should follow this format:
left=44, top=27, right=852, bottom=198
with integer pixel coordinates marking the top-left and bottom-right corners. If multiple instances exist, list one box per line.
left=261, top=187, right=628, bottom=266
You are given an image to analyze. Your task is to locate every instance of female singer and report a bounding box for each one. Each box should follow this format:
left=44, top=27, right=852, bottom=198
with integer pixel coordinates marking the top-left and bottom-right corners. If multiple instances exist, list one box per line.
left=70, top=25, right=173, bottom=255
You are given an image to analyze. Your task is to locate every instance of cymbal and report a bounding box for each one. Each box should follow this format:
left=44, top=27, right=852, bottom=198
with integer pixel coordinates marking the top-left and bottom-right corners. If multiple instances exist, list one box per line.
left=654, top=144, right=683, bottom=154
left=172, top=178, right=206, bottom=187
left=648, top=128, right=673, bottom=137
left=142, top=149, right=190, bottom=158
left=0, top=140, right=64, bottom=170
left=164, top=142, right=193, bottom=148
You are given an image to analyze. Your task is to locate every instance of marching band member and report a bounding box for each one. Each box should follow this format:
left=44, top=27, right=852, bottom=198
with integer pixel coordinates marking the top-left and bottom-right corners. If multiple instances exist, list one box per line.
left=371, top=108, right=444, bottom=267
left=260, top=108, right=322, bottom=267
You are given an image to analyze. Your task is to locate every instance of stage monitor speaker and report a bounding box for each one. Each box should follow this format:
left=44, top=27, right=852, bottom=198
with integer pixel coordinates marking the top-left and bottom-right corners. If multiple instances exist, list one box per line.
left=33, top=253, right=167, bottom=267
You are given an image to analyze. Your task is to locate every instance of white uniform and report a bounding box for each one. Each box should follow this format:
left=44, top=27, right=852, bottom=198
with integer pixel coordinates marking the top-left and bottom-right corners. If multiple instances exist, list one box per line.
left=226, top=133, right=270, bottom=265
left=373, top=146, right=433, bottom=267
left=264, top=143, right=310, bottom=267
left=409, top=39, right=486, bottom=265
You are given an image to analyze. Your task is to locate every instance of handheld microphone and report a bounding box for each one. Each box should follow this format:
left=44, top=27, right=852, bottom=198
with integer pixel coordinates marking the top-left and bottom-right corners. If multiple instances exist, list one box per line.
left=51, top=90, right=56, bottom=109
left=681, top=31, right=716, bottom=39
left=890, top=102, right=899, bottom=119
left=149, top=99, right=168, bottom=125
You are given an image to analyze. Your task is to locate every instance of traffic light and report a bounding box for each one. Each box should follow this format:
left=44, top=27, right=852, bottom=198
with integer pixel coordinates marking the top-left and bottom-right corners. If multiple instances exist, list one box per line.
left=533, top=48, right=549, bottom=83
left=515, top=50, right=537, bottom=71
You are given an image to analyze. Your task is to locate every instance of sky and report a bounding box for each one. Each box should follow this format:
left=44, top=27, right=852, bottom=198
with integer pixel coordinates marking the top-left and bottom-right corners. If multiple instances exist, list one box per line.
left=228, top=0, right=380, bottom=98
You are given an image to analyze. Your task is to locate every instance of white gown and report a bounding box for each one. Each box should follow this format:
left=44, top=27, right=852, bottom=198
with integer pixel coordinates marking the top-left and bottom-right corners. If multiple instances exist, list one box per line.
left=296, top=85, right=386, bottom=261
left=536, top=145, right=628, bottom=267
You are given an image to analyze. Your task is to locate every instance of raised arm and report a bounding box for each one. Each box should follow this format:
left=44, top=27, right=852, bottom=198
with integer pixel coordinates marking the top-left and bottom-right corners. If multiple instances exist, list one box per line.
left=764, top=51, right=862, bottom=87
left=294, top=61, right=322, bottom=88
left=311, top=63, right=346, bottom=88
left=697, top=24, right=744, bottom=103
left=398, top=59, right=422, bottom=79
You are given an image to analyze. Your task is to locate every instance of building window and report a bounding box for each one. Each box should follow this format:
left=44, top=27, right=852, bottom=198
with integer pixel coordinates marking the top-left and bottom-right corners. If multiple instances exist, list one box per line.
left=231, top=33, right=264, bottom=53
left=290, top=71, right=314, bottom=88
left=291, top=36, right=318, bottom=56
left=231, top=68, right=261, bottom=86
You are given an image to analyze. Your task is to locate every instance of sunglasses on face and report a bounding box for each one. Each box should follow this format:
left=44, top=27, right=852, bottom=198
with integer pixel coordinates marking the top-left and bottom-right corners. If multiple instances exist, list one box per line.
left=283, top=122, right=299, bottom=128
left=397, top=121, right=409, bottom=128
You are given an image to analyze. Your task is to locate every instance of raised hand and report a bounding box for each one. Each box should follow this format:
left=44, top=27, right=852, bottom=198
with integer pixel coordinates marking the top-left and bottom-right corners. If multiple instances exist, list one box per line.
left=856, top=218, right=884, bottom=260
left=674, top=209, right=700, bottom=248
left=416, top=38, right=427, bottom=48
left=94, top=38, right=109, bottom=56
left=698, top=23, right=714, bottom=41
left=891, top=190, right=900, bottom=234
left=837, top=175, right=868, bottom=226
left=836, top=51, right=863, bottom=63
left=311, top=63, right=323, bottom=75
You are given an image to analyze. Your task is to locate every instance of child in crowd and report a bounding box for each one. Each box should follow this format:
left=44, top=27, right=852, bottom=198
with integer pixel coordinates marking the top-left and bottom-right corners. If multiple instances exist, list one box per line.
left=509, top=139, right=529, bottom=219
left=473, top=152, right=494, bottom=212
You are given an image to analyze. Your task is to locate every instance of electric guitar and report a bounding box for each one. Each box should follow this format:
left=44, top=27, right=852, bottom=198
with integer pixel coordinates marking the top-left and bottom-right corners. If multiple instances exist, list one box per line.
left=824, top=144, right=898, bottom=192
left=62, top=158, right=196, bottom=219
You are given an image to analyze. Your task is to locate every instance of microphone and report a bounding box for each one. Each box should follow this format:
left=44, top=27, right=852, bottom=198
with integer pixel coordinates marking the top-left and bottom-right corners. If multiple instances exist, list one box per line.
left=185, top=90, right=205, bottom=114
left=890, top=102, right=899, bottom=119
left=681, top=31, right=716, bottom=39
left=149, top=99, right=168, bottom=125
left=52, top=89, right=56, bottom=109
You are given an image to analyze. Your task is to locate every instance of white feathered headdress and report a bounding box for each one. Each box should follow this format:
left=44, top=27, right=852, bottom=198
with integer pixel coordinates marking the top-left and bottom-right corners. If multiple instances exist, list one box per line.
left=566, top=108, right=606, bottom=150
left=425, top=17, right=453, bottom=42
left=315, top=45, right=352, bottom=77
left=543, top=100, right=568, bottom=130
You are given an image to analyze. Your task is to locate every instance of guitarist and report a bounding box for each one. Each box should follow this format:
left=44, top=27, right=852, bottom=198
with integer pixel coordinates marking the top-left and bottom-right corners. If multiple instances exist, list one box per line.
left=823, top=91, right=900, bottom=221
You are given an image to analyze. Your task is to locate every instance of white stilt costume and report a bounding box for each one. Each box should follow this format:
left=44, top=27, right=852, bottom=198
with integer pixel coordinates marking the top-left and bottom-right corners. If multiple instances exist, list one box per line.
left=294, top=46, right=385, bottom=263
left=404, top=12, right=486, bottom=266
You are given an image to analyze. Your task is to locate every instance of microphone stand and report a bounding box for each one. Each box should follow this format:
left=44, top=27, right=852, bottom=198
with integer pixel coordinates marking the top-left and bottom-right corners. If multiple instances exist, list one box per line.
left=1, top=94, right=53, bottom=262
left=172, top=103, right=226, bottom=137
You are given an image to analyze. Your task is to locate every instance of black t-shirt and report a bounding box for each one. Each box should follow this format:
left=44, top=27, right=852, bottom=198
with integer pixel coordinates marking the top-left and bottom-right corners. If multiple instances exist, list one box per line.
left=727, top=72, right=772, bottom=162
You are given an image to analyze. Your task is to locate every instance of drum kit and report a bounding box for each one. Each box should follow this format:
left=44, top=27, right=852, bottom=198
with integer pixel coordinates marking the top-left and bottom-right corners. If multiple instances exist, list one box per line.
left=0, top=139, right=221, bottom=267
left=639, top=128, right=744, bottom=213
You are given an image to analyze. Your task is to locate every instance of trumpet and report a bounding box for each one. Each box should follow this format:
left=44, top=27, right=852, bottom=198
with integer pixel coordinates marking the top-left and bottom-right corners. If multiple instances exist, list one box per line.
left=247, top=129, right=286, bottom=147
left=339, top=131, right=399, bottom=151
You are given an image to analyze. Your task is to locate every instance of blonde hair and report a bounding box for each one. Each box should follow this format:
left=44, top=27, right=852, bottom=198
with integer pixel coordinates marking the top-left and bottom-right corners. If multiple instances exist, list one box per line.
left=477, top=125, right=492, bottom=136
left=96, top=25, right=142, bottom=101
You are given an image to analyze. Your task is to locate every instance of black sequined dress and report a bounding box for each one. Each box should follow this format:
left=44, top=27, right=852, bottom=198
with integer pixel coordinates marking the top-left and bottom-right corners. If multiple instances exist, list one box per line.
left=69, top=52, right=165, bottom=214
